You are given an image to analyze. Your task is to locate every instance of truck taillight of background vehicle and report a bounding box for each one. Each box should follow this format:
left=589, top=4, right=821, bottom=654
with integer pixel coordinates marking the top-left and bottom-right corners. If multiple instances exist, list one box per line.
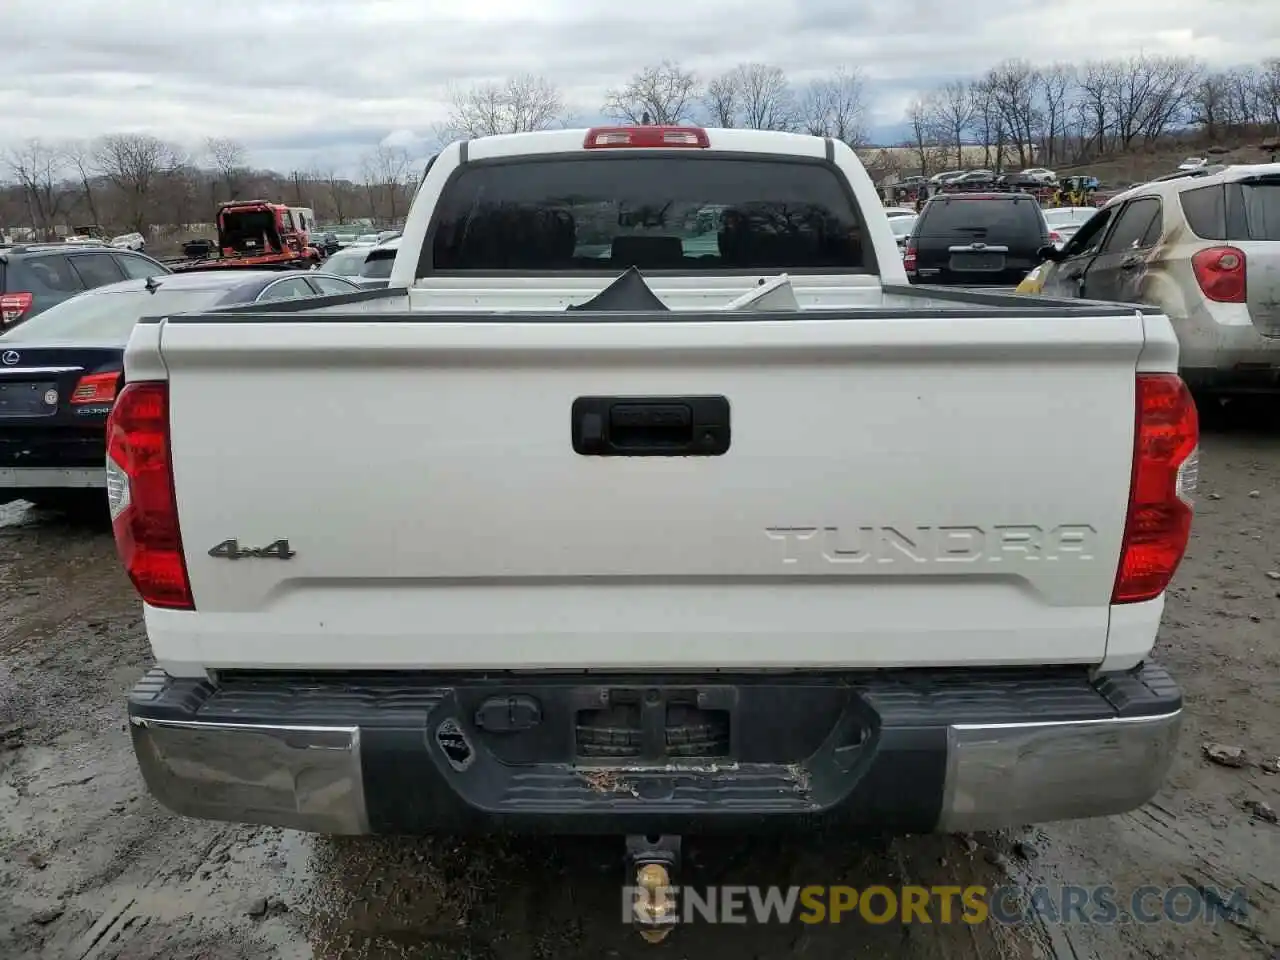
left=1112, top=374, right=1199, bottom=604
left=105, top=381, right=193, bottom=610
left=902, top=241, right=917, bottom=274
left=72, top=371, right=122, bottom=405
left=1190, top=246, right=1246, bottom=303
left=0, top=291, right=33, bottom=326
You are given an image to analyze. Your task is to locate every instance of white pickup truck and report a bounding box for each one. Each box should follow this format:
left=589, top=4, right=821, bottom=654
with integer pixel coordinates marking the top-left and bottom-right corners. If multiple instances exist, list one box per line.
left=113, top=126, right=1196, bottom=865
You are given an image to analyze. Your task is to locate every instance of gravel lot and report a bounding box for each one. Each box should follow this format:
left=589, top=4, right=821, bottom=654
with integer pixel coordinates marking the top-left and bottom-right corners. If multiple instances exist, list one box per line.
left=0, top=405, right=1276, bottom=960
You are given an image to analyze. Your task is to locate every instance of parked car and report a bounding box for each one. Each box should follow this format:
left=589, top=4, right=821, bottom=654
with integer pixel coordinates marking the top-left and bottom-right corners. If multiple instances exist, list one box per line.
left=181, top=238, right=216, bottom=259
left=1033, top=162, right=1280, bottom=394
left=317, top=246, right=371, bottom=277
left=1177, top=157, right=1209, bottom=172
left=889, top=213, right=917, bottom=248
left=316, top=241, right=396, bottom=288
left=0, top=243, right=171, bottom=330
left=353, top=236, right=398, bottom=287
left=1042, top=206, right=1102, bottom=249
left=950, top=170, right=996, bottom=184
left=1019, top=168, right=1058, bottom=183
left=311, top=232, right=340, bottom=257
left=114, top=126, right=1190, bottom=901
left=110, top=233, right=146, bottom=252
left=903, top=191, right=1051, bottom=286
left=0, top=269, right=361, bottom=510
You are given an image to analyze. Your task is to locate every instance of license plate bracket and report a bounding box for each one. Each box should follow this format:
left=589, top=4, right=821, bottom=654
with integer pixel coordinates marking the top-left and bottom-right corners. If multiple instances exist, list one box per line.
left=0, top=381, right=57, bottom=418
left=949, top=252, right=1005, bottom=272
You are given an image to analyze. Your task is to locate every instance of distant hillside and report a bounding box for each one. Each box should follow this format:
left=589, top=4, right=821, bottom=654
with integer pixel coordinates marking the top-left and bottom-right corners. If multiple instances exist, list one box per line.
left=856, top=128, right=1279, bottom=186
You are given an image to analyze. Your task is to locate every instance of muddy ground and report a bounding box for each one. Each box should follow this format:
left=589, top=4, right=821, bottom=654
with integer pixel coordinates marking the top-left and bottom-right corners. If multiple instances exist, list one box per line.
left=1, top=408, right=1277, bottom=960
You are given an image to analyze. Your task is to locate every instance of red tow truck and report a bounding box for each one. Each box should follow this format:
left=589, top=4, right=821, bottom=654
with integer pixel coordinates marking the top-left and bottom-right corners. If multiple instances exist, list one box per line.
left=171, top=200, right=321, bottom=272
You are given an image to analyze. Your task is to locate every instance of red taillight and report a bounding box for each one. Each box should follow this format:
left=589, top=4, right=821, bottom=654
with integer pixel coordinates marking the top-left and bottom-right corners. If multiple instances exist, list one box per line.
left=1, top=292, right=33, bottom=325
left=903, top=241, right=917, bottom=273
left=1190, top=245, right=1246, bottom=303
left=105, top=381, right=193, bottom=610
left=583, top=126, right=710, bottom=149
left=72, top=371, right=121, bottom=405
left=1112, top=374, right=1199, bottom=604
left=1049, top=231, right=1062, bottom=244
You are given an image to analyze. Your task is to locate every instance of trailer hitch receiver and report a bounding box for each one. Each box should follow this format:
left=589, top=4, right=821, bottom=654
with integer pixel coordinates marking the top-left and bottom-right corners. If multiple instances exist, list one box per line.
left=626, top=835, right=681, bottom=943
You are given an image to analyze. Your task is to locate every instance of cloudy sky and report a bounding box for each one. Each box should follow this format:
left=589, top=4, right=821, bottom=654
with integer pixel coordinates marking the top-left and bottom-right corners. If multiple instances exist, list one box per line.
left=2, top=0, right=1276, bottom=176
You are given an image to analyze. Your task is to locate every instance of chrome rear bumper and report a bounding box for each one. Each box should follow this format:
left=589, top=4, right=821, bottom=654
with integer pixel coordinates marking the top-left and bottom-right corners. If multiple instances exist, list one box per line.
left=129, top=664, right=1182, bottom=836
left=131, top=719, right=369, bottom=834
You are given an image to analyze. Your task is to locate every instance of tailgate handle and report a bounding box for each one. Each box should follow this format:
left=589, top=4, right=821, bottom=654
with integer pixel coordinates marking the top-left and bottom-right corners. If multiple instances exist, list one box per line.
left=572, top=396, right=730, bottom=457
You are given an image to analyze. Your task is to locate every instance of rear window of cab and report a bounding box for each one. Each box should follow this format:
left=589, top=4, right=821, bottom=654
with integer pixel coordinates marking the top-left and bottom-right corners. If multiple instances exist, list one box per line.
left=424, top=156, right=872, bottom=274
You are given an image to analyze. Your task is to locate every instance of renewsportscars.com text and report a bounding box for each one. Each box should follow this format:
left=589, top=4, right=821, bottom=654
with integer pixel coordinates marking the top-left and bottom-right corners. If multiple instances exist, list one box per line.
left=622, top=884, right=1251, bottom=926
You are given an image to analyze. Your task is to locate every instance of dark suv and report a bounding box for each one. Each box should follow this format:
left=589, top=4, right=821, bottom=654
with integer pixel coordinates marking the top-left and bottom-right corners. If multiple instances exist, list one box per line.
left=0, top=243, right=172, bottom=330
left=904, top=192, right=1050, bottom=286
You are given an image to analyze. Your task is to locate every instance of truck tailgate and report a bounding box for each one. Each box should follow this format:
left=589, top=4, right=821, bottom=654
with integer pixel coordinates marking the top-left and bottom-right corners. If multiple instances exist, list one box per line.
left=150, top=312, right=1144, bottom=671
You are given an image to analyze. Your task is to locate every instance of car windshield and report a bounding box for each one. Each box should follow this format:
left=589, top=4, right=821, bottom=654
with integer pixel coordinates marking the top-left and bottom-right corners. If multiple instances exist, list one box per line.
left=1043, top=209, right=1094, bottom=226
left=429, top=155, right=869, bottom=272
left=320, top=249, right=369, bottom=276
left=890, top=217, right=917, bottom=237
left=0, top=288, right=228, bottom=344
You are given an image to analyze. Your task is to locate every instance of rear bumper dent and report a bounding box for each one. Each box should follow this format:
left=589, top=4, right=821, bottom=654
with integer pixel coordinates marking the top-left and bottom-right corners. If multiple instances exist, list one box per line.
left=128, top=664, right=1181, bottom=836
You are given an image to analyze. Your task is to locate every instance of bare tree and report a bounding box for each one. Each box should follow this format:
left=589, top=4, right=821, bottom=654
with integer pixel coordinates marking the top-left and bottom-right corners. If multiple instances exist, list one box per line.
left=800, top=67, right=868, bottom=145
left=362, top=145, right=415, bottom=222
left=1075, top=59, right=1119, bottom=157
left=1261, top=58, right=1280, bottom=128
left=602, top=60, right=698, bottom=125
left=1224, top=66, right=1264, bottom=130
left=985, top=59, right=1042, bottom=168
left=3, top=139, right=67, bottom=236
left=64, top=141, right=103, bottom=229
left=904, top=96, right=948, bottom=175
left=205, top=137, right=248, bottom=201
left=159, top=161, right=201, bottom=229
left=94, top=133, right=180, bottom=233
left=1104, top=54, right=1201, bottom=150
left=359, top=156, right=380, bottom=220
left=314, top=167, right=349, bottom=224
left=926, top=80, right=976, bottom=167
left=445, top=74, right=566, bottom=137
left=1036, top=65, right=1076, bottom=164
left=701, top=72, right=739, bottom=127
left=728, top=63, right=799, bottom=131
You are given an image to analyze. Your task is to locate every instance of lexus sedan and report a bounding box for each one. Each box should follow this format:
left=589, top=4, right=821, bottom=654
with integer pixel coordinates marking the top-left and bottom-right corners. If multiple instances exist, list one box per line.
left=0, top=269, right=360, bottom=511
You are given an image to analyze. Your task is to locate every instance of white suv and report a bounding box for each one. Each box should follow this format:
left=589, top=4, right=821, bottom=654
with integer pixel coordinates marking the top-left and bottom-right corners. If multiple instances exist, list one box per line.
left=110, top=232, right=146, bottom=252
left=1035, top=163, right=1280, bottom=393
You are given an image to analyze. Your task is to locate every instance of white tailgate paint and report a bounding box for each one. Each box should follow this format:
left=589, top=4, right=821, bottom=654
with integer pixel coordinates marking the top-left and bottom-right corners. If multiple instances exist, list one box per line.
left=142, top=311, right=1150, bottom=675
